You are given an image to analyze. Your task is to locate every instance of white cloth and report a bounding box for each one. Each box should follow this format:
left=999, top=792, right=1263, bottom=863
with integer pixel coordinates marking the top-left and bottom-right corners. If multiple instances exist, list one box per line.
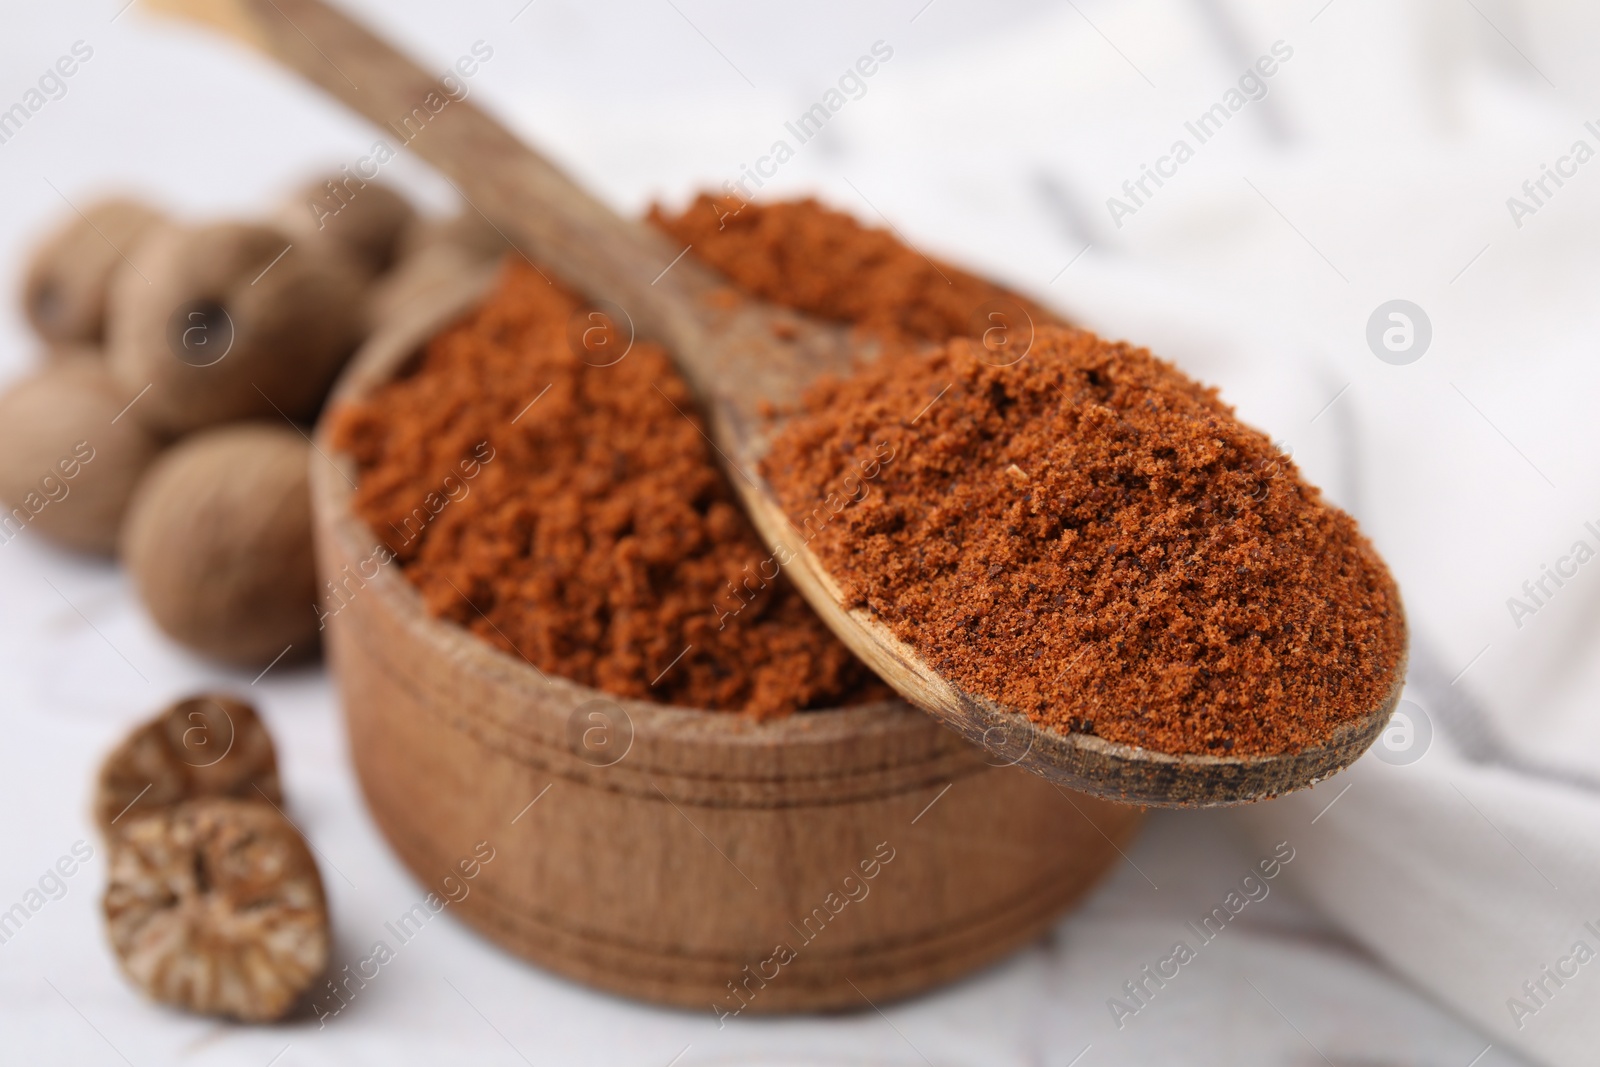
left=3, top=0, right=1597, bottom=1063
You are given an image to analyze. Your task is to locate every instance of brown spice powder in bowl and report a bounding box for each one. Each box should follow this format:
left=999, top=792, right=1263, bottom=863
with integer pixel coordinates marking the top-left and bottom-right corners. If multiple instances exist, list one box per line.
left=760, top=329, right=1407, bottom=758
left=331, top=260, right=888, bottom=718
left=649, top=194, right=1060, bottom=348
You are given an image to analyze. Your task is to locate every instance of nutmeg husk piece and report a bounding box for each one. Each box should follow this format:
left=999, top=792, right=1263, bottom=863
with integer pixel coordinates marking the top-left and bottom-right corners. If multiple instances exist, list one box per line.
left=95, top=694, right=282, bottom=834
left=21, top=197, right=164, bottom=344
left=121, top=424, right=318, bottom=667
left=273, top=176, right=415, bottom=277
left=103, top=798, right=328, bottom=1022
left=106, top=221, right=366, bottom=436
left=0, top=358, right=163, bottom=555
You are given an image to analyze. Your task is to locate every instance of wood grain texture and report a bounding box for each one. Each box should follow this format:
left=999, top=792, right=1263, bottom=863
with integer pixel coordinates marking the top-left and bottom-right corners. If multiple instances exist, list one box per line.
left=164, top=0, right=1404, bottom=807
left=309, top=283, right=1145, bottom=1011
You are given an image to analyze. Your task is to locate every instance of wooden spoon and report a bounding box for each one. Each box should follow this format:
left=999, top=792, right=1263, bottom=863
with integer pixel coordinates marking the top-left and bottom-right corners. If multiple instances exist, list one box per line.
left=153, top=0, right=1405, bottom=806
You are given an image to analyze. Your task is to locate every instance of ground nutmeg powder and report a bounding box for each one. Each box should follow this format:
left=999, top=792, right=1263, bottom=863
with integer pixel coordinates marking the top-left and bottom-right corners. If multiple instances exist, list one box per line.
left=760, top=328, right=1407, bottom=756
left=650, top=194, right=1058, bottom=349
left=332, top=259, right=890, bottom=717
left=332, top=196, right=1047, bottom=718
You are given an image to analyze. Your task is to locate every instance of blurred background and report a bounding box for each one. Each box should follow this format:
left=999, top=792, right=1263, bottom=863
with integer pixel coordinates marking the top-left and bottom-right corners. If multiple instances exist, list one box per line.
left=3, top=1, right=1599, bottom=1064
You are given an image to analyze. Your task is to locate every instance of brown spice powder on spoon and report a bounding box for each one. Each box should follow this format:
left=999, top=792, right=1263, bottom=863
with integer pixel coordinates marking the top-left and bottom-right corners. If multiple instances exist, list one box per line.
left=760, top=329, right=1406, bottom=757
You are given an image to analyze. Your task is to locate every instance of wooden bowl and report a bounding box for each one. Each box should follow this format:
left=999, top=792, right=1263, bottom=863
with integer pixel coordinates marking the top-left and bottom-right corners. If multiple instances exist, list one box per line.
left=309, top=269, right=1146, bottom=1012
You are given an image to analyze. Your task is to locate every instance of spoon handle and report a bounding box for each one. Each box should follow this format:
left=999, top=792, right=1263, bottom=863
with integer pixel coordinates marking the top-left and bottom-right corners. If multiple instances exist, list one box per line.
left=153, top=0, right=862, bottom=453
left=153, top=0, right=717, bottom=350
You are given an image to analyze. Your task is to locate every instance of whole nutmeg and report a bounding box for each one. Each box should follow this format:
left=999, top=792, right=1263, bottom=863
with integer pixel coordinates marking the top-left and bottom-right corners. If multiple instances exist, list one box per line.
left=103, top=798, right=329, bottom=1021
left=121, top=424, right=318, bottom=667
left=273, top=175, right=415, bottom=277
left=106, top=221, right=366, bottom=436
left=21, top=197, right=164, bottom=344
left=95, top=694, right=282, bottom=835
left=47, top=342, right=103, bottom=364
left=0, top=358, right=163, bottom=555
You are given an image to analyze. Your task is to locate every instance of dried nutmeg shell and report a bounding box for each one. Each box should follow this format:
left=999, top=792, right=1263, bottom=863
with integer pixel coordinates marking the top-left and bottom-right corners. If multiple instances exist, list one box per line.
left=272, top=175, right=415, bottom=277
left=106, top=221, right=366, bottom=436
left=121, top=424, right=318, bottom=667
left=21, top=196, right=164, bottom=344
left=103, top=798, right=329, bottom=1022
left=95, top=694, right=282, bottom=835
left=0, top=357, right=163, bottom=555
